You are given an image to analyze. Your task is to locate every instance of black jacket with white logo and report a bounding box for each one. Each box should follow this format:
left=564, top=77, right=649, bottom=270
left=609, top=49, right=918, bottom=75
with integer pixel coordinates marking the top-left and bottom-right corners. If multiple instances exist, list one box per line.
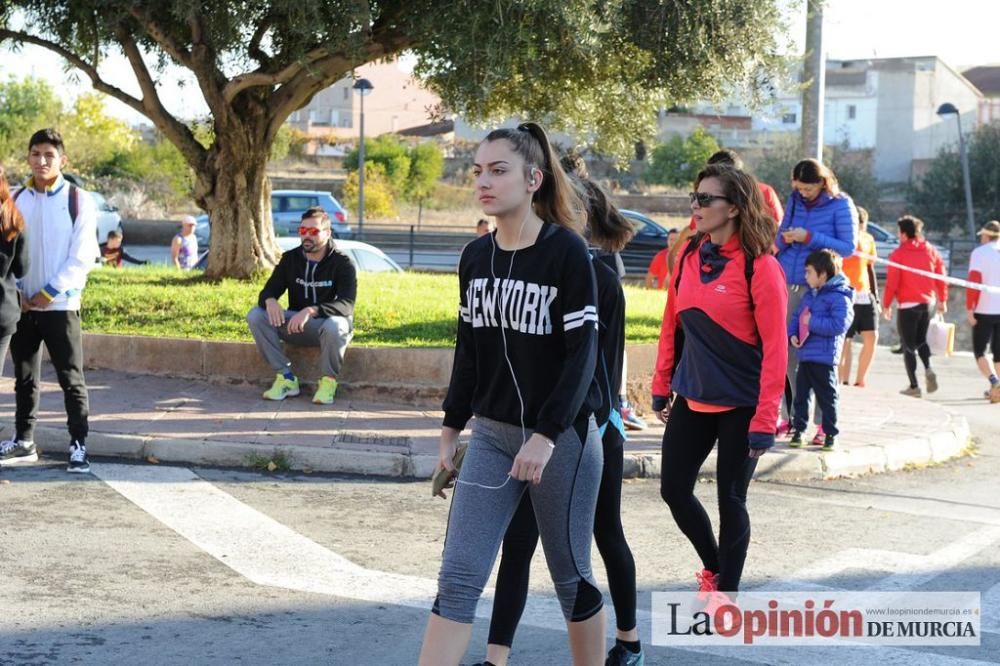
left=257, top=240, right=357, bottom=319
left=443, top=223, right=600, bottom=442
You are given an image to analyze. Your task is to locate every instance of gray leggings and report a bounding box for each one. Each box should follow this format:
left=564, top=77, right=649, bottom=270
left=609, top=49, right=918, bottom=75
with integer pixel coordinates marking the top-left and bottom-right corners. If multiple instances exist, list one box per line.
left=432, top=416, right=604, bottom=624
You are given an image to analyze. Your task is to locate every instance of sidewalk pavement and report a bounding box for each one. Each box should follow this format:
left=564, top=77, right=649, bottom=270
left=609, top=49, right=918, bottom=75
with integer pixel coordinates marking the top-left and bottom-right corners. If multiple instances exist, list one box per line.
left=0, top=358, right=971, bottom=482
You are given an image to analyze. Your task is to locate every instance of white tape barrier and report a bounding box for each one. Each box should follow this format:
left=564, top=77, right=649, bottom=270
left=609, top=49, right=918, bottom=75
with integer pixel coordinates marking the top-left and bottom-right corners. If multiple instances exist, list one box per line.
left=854, top=252, right=1000, bottom=295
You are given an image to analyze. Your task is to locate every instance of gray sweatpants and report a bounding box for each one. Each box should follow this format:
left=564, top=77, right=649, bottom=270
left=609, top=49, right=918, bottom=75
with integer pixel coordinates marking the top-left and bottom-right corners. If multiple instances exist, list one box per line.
left=246, top=307, right=353, bottom=378
left=433, top=416, right=604, bottom=624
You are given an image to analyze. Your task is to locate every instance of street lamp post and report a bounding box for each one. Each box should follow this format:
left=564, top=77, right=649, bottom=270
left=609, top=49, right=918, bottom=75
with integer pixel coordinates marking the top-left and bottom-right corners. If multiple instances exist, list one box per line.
left=936, top=102, right=976, bottom=239
left=353, top=78, right=374, bottom=239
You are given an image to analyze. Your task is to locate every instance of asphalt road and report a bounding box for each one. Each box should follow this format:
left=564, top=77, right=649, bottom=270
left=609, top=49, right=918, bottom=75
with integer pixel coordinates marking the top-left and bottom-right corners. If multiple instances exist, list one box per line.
left=2, top=352, right=999, bottom=665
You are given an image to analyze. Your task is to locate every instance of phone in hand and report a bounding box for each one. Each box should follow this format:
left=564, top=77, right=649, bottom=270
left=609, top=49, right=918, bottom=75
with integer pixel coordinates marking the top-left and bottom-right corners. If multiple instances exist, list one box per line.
left=431, top=443, right=468, bottom=497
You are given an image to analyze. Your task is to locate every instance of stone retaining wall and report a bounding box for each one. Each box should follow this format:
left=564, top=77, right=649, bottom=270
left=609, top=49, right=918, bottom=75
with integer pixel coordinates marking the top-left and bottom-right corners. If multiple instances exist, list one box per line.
left=81, top=333, right=659, bottom=410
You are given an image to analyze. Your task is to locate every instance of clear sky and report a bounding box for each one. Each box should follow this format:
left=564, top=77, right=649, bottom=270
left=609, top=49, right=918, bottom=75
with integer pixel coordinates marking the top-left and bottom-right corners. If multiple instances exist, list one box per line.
left=1, top=0, right=998, bottom=126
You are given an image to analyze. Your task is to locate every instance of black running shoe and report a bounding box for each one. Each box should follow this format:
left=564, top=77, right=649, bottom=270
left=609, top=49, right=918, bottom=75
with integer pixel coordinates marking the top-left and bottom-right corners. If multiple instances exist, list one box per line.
left=0, top=439, right=38, bottom=466
left=606, top=642, right=645, bottom=665
left=67, top=440, right=90, bottom=474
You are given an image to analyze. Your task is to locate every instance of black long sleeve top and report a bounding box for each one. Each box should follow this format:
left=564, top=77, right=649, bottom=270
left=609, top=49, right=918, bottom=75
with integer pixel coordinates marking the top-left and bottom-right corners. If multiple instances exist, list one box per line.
left=442, top=223, right=600, bottom=442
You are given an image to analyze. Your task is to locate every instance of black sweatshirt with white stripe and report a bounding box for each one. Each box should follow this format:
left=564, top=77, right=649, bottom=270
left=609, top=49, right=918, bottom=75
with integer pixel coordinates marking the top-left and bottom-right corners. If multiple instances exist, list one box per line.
left=443, top=222, right=601, bottom=442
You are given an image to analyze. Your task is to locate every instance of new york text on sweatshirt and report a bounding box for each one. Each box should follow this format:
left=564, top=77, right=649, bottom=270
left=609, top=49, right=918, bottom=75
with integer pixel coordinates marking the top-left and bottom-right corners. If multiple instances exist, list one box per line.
left=443, top=223, right=600, bottom=443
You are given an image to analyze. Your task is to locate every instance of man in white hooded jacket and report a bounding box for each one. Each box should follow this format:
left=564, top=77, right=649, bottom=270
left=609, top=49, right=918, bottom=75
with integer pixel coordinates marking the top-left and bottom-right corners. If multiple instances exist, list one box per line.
left=0, top=128, right=99, bottom=473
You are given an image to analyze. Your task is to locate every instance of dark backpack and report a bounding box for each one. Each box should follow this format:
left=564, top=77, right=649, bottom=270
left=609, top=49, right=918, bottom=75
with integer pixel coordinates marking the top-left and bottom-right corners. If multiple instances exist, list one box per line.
left=13, top=183, right=81, bottom=225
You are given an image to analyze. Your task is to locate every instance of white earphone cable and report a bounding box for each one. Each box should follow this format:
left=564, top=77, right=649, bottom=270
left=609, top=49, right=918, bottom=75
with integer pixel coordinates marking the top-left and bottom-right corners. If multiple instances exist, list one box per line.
left=455, top=204, right=533, bottom=490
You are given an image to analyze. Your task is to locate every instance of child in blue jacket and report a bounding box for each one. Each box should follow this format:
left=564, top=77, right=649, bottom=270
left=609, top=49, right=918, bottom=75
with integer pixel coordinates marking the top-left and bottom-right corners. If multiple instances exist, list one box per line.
left=788, top=249, right=854, bottom=450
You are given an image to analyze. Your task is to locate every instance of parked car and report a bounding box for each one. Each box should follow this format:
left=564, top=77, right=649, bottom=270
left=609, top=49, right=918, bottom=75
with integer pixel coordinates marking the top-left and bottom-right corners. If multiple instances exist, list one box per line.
left=61, top=173, right=124, bottom=243
left=196, top=238, right=402, bottom=273
left=619, top=209, right=672, bottom=277
left=90, top=191, right=124, bottom=244
left=194, top=190, right=351, bottom=245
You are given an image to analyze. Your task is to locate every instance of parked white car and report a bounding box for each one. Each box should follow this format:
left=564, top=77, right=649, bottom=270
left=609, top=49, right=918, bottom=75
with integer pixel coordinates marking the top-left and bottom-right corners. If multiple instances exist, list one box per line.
left=196, top=238, right=402, bottom=273
left=90, top=191, right=124, bottom=244
left=275, top=237, right=403, bottom=273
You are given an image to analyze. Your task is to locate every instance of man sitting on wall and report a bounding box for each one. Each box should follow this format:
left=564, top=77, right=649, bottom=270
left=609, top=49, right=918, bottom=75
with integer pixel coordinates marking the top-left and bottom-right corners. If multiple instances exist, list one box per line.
left=246, top=206, right=357, bottom=405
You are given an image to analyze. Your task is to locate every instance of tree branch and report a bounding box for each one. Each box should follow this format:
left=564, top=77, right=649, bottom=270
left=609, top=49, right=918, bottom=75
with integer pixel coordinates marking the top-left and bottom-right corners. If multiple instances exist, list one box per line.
left=264, top=27, right=412, bottom=144
left=183, top=11, right=230, bottom=123
left=114, top=27, right=206, bottom=167
left=0, top=28, right=149, bottom=117
left=222, top=47, right=329, bottom=105
left=126, top=7, right=192, bottom=68
left=247, top=17, right=273, bottom=66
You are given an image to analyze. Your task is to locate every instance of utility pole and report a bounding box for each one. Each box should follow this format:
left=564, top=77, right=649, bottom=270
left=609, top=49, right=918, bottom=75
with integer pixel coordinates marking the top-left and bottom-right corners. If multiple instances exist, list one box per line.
left=800, top=0, right=825, bottom=161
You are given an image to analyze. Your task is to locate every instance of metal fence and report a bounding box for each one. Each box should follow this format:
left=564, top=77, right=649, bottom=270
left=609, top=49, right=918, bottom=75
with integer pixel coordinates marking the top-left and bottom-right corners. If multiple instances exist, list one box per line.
left=355, top=226, right=980, bottom=279
left=356, top=224, right=662, bottom=277
left=356, top=225, right=472, bottom=272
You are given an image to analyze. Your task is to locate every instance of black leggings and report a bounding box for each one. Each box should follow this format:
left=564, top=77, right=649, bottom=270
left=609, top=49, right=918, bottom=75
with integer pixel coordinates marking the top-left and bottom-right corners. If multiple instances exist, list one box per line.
left=659, top=397, right=758, bottom=592
left=487, top=425, right=637, bottom=647
left=897, top=304, right=932, bottom=387
left=973, top=313, right=1000, bottom=362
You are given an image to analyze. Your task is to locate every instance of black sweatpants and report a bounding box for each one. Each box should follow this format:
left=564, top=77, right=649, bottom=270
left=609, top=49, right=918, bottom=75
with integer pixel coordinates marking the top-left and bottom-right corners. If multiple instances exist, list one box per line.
left=11, top=310, right=90, bottom=442
left=659, top=397, right=758, bottom=592
left=487, top=424, right=637, bottom=647
left=897, top=304, right=932, bottom=388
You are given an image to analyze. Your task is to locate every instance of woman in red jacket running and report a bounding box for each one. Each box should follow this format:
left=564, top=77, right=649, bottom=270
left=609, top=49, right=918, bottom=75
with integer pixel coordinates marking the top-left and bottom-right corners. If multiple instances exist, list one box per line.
left=652, top=164, right=787, bottom=610
left=881, top=215, right=947, bottom=397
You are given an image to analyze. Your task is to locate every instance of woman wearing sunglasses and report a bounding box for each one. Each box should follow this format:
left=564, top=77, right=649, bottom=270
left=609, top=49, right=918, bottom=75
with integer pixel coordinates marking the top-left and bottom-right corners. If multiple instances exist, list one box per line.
left=774, top=159, right=857, bottom=438
left=652, top=165, right=787, bottom=611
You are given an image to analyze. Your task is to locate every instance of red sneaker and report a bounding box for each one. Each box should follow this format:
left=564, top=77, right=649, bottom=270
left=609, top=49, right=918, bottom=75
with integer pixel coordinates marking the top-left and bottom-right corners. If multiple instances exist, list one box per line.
left=775, top=419, right=792, bottom=438
left=810, top=426, right=826, bottom=446
left=702, top=590, right=737, bottom=617
left=696, top=568, right=718, bottom=601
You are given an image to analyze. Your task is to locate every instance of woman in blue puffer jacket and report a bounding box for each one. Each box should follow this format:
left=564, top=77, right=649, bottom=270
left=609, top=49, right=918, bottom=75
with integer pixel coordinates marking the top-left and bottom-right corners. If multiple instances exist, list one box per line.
left=775, top=159, right=857, bottom=436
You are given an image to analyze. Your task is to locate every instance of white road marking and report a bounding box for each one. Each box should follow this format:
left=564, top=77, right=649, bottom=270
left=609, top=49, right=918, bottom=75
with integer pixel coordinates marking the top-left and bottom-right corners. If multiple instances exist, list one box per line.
left=94, top=463, right=997, bottom=665
left=756, top=486, right=1000, bottom=527
left=93, top=463, right=567, bottom=633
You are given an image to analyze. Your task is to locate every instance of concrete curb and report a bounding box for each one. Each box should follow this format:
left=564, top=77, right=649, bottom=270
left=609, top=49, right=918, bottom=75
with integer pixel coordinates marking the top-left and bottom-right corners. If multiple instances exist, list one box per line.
left=6, top=405, right=970, bottom=482
left=619, top=408, right=971, bottom=482
left=12, top=423, right=423, bottom=478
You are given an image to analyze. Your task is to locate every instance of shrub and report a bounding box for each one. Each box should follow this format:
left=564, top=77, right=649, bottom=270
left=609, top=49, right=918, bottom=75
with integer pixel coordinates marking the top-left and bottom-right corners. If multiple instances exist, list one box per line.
left=646, top=128, right=721, bottom=188
left=341, top=163, right=397, bottom=219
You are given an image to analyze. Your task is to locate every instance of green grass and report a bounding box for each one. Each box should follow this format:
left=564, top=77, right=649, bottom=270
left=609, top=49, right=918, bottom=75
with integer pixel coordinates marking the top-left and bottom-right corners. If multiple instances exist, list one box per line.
left=82, top=265, right=666, bottom=347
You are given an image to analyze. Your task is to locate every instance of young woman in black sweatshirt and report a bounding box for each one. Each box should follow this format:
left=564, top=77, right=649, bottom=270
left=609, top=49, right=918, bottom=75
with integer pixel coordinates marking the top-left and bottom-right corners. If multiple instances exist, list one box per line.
left=478, top=172, right=644, bottom=666
left=419, top=123, right=606, bottom=666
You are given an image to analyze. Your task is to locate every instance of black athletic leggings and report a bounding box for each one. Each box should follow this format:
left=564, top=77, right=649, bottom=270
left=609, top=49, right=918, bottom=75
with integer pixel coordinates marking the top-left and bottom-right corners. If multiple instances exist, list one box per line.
left=487, top=425, right=637, bottom=647
left=897, top=304, right=932, bottom=388
left=659, top=397, right=758, bottom=592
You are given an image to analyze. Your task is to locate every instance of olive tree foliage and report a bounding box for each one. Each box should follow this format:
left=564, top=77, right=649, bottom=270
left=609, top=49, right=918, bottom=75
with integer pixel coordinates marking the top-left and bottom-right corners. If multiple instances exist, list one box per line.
left=0, top=0, right=786, bottom=277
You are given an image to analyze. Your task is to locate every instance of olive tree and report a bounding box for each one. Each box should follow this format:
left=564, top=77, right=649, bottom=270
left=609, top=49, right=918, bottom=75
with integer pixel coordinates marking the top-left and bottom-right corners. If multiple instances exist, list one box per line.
left=1, top=1, right=785, bottom=277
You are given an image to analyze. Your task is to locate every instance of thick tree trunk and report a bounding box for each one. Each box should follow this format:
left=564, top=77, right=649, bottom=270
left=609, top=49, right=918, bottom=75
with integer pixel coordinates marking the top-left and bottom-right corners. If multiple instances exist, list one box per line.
left=199, top=144, right=281, bottom=279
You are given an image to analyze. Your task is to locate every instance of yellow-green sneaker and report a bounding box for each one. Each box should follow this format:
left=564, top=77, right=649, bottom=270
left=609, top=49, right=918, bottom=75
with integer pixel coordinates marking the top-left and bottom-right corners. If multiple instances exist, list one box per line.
left=263, top=374, right=300, bottom=400
left=312, top=376, right=338, bottom=405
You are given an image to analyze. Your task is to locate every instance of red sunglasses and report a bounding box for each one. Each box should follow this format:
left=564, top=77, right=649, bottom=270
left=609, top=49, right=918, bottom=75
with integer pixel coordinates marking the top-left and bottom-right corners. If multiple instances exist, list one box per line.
left=298, top=226, right=323, bottom=236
